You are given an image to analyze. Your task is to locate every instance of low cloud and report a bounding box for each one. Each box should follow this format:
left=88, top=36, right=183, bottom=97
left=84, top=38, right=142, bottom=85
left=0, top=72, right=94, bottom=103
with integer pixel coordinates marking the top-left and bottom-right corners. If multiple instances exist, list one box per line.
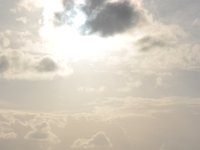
left=0, top=132, right=17, bottom=139
left=0, top=50, right=73, bottom=79
left=35, top=57, right=58, bottom=72
left=16, top=17, right=28, bottom=24
left=0, top=55, right=9, bottom=73
left=71, top=131, right=112, bottom=149
left=0, top=98, right=200, bottom=150
left=25, top=122, right=60, bottom=144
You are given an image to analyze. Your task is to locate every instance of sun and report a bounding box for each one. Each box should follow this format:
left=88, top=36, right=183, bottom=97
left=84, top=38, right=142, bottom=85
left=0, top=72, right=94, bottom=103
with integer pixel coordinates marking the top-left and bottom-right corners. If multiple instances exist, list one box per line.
left=41, top=25, right=110, bottom=61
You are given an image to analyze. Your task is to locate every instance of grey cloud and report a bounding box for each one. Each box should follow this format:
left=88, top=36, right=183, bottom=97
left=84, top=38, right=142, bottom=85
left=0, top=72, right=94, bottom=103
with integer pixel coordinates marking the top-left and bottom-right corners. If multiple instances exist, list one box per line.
left=137, top=36, right=169, bottom=52
left=56, top=0, right=141, bottom=36
left=35, top=57, right=58, bottom=72
left=62, top=0, right=74, bottom=9
left=54, top=0, right=74, bottom=26
left=82, top=0, right=106, bottom=15
left=0, top=51, right=72, bottom=79
left=0, top=55, right=9, bottom=73
left=54, top=12, right=65, bottom=26
left=83, top=1, right=140, bottom=36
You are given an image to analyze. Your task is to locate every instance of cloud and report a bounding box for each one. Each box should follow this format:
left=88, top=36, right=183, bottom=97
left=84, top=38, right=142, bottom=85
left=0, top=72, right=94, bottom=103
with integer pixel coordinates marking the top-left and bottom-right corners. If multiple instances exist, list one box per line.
left=2, top=0, right=200, bottom=83
left=0, top=132, right=17, bottom=139
left=0, top=110, right=67, bottom=150
left=62, top=0, right=74, bottom=9
left=55, top=0, right=143, bottom=36
left=0, top=50, right=73, bottom=79
left=16, top=17, right=27, bottom=24
left=0, top=112, right=17, bottom=140
left=193, top=18, right=200, bottom=27
left=83, top=0, right=106, bottom=12
left=71, top=131, right=112, bottom=149
left=17, top=0, right=44, bottom=12
left=77, top=86, right=106, bottom=93
left=0, top=33, right=10, bottom=48
left=83, top=1, right=140, bottom=36
left=24, top=122, right=60, bottom=144
left=137, top=35, right=168, bottom=52
left=45, top=0, right=200, bottom=73
left=35, top=57, right=58, bottom=72
left=0, top=98, right=200, bottom=150
left=0, top=55, right=9, bottom=73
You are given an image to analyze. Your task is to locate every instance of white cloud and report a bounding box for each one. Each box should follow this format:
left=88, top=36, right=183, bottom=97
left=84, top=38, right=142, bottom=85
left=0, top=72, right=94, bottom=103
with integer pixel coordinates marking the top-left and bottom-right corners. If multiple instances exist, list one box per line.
left=71, top=131, right=112, bottom=149
left=0, top=97, right=199, bottom=150
left=193, top=18, right=200, bottom=27
left=0, top=132, right=17, bottom=139
left=16, top=17, right=27, bottom=24
left=0, top=31, right=11, bottom=48
left=17, top=0, right=44, bottom=12
left=77, top=86, right=106, bottom=93
left=117, top=80, right=143, bottom=92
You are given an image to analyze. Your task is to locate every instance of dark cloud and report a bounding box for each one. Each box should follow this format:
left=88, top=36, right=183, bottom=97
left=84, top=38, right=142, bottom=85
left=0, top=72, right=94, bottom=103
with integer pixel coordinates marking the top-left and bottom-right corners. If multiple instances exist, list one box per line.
left=82, top=0, right=106, bottom=15
left=35, top=57, right=58, bottom=72
left=0, top=55, right=9, bottom=73
left=55, top=0, right=141, bottom=36
left=83, top=1, right=140, bottom=36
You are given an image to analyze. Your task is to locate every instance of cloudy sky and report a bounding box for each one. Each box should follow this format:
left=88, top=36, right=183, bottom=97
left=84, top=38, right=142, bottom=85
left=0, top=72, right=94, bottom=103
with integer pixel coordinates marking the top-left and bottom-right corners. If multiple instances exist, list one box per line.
left=0, top=0, right=200, bottom=149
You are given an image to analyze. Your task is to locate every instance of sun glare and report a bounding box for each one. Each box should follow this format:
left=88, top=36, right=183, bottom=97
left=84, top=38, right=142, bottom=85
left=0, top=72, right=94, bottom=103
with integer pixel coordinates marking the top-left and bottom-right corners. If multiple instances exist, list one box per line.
left=39, top=2, right=109, bottom=61
left=39, top=0, right=139, bottom=61
left=40, top=21, right=129, bottom=61
left=41, top=26, right=108, bottom=61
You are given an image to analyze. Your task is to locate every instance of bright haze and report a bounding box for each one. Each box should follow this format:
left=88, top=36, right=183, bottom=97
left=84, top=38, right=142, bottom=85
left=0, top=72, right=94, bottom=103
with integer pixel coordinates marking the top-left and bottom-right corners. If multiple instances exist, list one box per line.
left=0, top=0, right=200, bottom=150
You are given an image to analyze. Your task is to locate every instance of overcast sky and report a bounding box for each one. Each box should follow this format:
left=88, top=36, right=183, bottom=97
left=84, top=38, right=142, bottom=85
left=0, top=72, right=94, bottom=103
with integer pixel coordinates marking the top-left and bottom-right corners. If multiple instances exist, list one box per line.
left=0, top=0, right=200, bottom=150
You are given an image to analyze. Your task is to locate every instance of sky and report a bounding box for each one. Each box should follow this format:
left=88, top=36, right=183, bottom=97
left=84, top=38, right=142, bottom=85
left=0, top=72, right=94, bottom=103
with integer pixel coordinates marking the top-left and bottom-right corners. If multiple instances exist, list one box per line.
left=0, top=0, right=200, bottom=149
